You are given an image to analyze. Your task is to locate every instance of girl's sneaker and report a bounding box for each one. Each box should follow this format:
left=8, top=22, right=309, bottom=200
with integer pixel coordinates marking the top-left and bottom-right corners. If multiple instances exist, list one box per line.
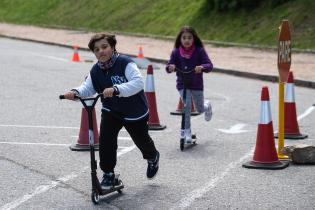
left=185, top=128, right=192, bottom=143
left=204, top=100, right=212, bottom=121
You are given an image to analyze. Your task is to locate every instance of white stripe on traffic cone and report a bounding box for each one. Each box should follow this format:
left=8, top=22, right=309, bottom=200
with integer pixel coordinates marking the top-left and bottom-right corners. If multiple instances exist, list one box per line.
left=259, top=101, right=272, bottom=124
left=144, top=65, right=166, bottom=130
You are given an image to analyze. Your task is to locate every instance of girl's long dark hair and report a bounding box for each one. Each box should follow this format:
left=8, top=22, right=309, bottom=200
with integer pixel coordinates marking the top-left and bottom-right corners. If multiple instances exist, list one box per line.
left=174, top=26, right=203, bottom=48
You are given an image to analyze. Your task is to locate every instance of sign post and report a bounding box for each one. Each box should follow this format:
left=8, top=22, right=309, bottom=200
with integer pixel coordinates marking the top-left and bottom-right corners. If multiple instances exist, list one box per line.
left=277, top=20, right=291, bottom=159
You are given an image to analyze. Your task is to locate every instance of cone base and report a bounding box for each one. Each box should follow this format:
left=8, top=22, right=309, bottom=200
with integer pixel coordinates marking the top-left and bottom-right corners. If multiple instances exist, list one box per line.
left=242, top=160, right=289, bottom=170
left=148, top=124, right=166, bottom=130
left=274, top=133, right=308, bottom=139
left=69, top=143, right=99, bottom=151
left=170, top=111, right=200, bottom=116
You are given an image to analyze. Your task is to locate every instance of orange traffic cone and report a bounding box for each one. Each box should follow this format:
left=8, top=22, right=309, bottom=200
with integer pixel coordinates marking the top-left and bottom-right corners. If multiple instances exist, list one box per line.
left=145, top=65, right=166, bottom=130
left=137, top=46, right=144, bottom=59
left=243, top=86, right=289, bottom=169
left=72, top=45, right=80, bottom=62
left=275, top=71, right=308, bottom=139
left=170, top=97, right=200, bottom=116
left=70, top=107, right=99, bottom=151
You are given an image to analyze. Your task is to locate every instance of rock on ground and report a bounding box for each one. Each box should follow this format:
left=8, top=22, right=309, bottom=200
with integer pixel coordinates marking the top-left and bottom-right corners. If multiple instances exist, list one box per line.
left=282, top=144, right=315, bottom=164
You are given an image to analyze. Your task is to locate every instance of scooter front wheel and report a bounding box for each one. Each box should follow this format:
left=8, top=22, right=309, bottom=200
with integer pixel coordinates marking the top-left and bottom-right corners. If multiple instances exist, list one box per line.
left=180, top=138, right=184, bottom=151
left=91, top=191, right=100, bottom=204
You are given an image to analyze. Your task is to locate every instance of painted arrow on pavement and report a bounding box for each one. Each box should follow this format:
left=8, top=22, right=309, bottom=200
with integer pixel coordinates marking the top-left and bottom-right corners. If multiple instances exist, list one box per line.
left=217, top=123, right=250, bottom=134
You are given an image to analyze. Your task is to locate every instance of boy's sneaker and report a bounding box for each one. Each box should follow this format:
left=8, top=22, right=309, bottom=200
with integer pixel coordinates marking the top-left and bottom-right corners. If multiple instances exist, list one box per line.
left=185, top=128, right=192, bottom=143
left=147, top=151, right=160, bottom=179
left=101, top=172, right=115, bottom=190
left=204, top=100, right=212, bottom=121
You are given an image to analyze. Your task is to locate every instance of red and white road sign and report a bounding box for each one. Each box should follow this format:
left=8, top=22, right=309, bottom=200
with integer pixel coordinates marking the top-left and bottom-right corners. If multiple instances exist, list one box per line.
left=278, top=20, right=291, bottom=82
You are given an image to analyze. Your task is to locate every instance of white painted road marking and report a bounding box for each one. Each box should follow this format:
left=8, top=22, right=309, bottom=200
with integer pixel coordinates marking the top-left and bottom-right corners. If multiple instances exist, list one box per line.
left=171, top=105, right=314, bottom=209
left=71, top=136, right=132, bottom=141
left=0, top=124, right=130, bottom=132
left=297, top=106, right=315, bottom=121
left=0, top=145, right=136, bottom=210
left=274, top=105, right=314, bottom=133
left=169, top=148, right=254, bottom=210
left=0, top=141, right=133, bottom=148
left=29, top=52, right=69, bottom=62
left=0, top=142, right=70, bottom=146
left=0, top=124, right=78, bottom=129
left=217, top=123, right=250, bottom=134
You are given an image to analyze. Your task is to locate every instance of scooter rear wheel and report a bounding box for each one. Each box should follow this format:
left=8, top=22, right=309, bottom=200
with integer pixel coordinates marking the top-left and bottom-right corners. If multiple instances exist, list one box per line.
left=91, top=191, right=100, bottom=204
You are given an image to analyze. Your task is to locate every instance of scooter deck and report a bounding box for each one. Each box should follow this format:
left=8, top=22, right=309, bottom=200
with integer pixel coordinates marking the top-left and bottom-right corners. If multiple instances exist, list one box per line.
left=100, top=179, right=124, bottom=195
left=92, top=176, right=124, bottom=204
left=180, top=134, right=197, bottom=151
left=183, top=140, right=197, bottom=145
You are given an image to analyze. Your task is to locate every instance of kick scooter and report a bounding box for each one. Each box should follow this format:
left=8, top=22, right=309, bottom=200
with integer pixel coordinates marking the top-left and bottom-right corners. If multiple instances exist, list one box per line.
left=59, top=93, right=124, bottom=204
left=175, top=68, right=197, bottom=151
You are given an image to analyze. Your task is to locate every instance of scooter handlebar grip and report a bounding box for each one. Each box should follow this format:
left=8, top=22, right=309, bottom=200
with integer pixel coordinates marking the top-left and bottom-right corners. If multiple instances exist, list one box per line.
left=59, top=95, right=65, bottom=99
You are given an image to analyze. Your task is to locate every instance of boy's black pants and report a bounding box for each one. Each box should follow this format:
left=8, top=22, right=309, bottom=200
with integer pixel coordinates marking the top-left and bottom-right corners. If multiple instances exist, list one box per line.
left=99, top=112, right=158, bottom=173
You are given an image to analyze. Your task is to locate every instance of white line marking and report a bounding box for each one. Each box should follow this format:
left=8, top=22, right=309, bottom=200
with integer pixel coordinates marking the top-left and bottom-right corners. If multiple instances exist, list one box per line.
left=297, top=106, right=315, bottom=121
left=169, top=148, right=254, bottom=210
left=0, top=142, right=133, bottom=149
left=0, top=125, right=135, bottom=132
left=217, top=123, right=250, bottom=134
left=0, top=124, right=78, bottom=129
left=117, top=136, right=132, bottom=140
left=71, top=136, right=132, bottom=141
left=29, top=52, right=69, bottom=62
left=0, top=142, right=70, bottom=146
left=274, top=105, right=314, bottom=133
left=117, top=145, right=136, bottom=155
left=171, top=105, right=314, bottom=209
left=0, top=145, right=136, bottom=210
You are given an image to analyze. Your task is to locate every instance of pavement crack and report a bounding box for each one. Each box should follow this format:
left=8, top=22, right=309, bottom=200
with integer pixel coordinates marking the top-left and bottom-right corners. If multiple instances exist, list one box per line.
left=2, top=156, right=56, bottom=180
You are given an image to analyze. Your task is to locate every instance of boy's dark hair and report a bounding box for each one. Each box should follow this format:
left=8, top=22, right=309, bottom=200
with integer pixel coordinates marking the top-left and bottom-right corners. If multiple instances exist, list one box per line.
left=174, top=26, right=203, bottom=48
left=88, top=33, right=117, bottom=52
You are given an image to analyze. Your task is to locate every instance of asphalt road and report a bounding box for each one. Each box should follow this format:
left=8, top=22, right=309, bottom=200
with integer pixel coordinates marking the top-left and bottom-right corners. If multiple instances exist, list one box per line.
left=0, top=38, right=314, bottom=210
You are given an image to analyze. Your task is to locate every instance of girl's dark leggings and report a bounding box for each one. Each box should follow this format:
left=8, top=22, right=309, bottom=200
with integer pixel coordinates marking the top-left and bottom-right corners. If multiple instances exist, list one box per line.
left=99, top=112, right=158, bottom=173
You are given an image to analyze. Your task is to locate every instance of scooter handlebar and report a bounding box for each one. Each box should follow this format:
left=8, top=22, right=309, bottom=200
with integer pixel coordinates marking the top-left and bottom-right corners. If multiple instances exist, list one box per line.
left=59, top=94, right=80, bottom=100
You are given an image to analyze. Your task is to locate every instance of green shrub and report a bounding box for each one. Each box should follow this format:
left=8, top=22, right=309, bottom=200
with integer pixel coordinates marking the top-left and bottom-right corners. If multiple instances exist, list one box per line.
left=270, top=0, right=291, bottom=8
left=207, top=0, right=292, bottom=11
left=207, top=0, right=262, bottom=12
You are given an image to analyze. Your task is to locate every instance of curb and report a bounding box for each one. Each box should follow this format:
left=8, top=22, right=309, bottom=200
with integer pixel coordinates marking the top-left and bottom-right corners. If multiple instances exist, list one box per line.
left=212, top=68, right=315, bottom=89
left=1, top=34, right=314, bottom=89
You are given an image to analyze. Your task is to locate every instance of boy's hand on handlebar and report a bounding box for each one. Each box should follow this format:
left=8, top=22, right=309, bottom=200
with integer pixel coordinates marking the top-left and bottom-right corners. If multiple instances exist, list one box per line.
left=168, top=64, right=176, bottom=73
left=103, top=87, right=115, bottom=98
left=63, top=91, right=76, bottom=100
left=195, top=66, right=203, bottom=74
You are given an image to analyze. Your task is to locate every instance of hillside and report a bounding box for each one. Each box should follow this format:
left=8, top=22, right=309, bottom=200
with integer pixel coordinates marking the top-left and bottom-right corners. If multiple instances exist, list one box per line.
left=0, top=0, right=314, bottom=49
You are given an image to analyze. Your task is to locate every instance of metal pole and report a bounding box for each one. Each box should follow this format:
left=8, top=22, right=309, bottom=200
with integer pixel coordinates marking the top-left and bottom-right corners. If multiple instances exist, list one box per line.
left=277, top=82, right=288, bottom=159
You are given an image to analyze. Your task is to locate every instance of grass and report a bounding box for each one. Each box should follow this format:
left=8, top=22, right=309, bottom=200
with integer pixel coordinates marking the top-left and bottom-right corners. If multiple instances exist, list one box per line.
left=0, top=0, right=314, bottom=49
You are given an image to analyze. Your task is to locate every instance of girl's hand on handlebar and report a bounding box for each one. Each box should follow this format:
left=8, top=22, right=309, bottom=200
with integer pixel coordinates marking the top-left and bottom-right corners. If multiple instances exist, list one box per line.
left=63, top=91, right=76, bottom=100
left=168, top=64, right=176, bottom=73
left=195, top=66, right=203, bottom=74
left=103, top=87, right=115, bottom=98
